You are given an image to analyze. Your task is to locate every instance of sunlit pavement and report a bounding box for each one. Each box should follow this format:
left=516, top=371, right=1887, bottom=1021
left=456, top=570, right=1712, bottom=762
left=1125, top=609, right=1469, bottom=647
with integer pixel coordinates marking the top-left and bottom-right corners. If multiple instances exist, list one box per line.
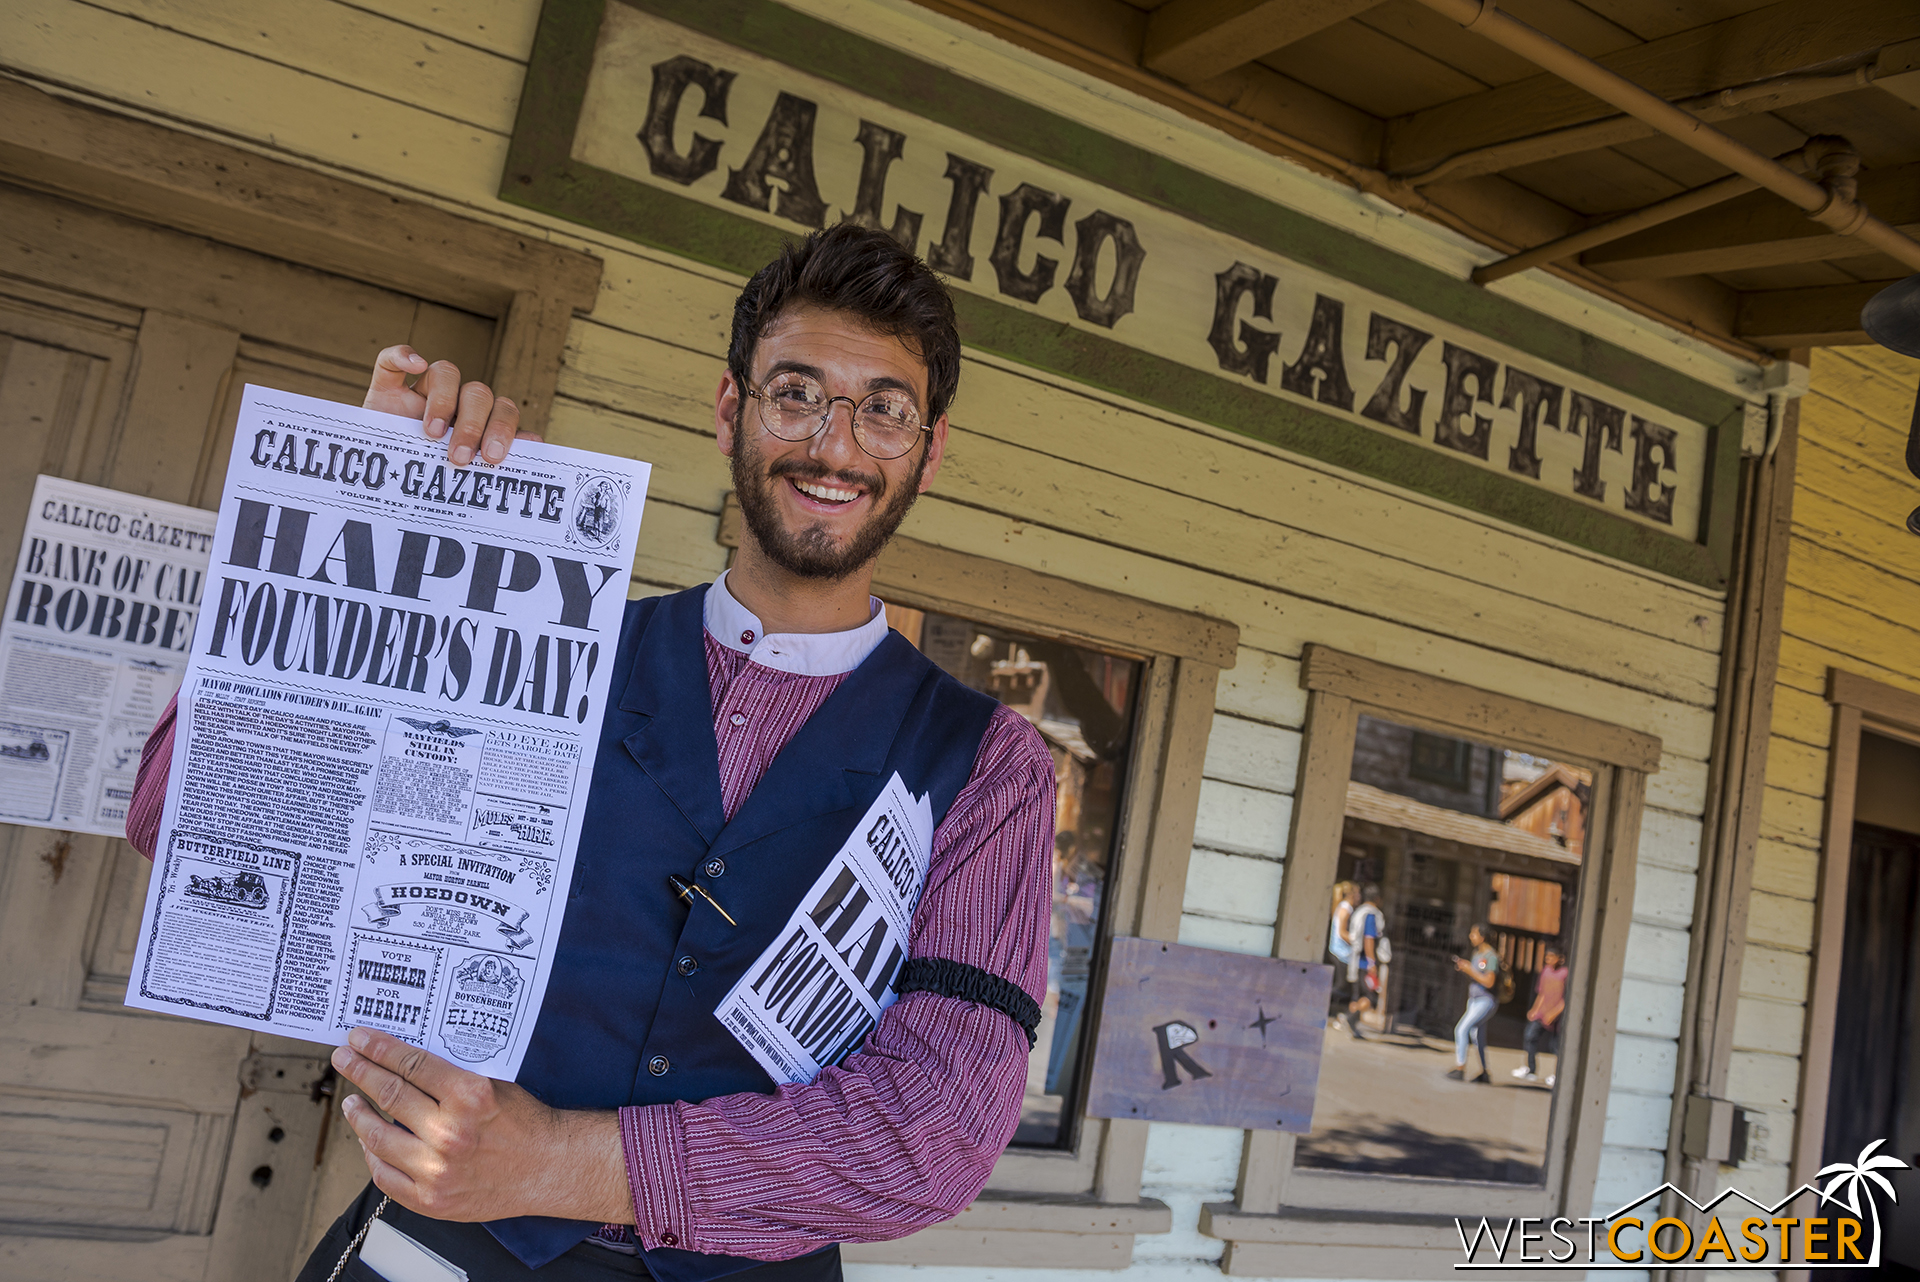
left=1293, top=1018, right=1559, bottom=1184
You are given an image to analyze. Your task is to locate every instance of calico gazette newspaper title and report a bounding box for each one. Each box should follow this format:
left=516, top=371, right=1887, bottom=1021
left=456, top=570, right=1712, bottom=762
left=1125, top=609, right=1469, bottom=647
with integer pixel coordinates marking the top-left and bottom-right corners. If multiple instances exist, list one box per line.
left=1455, top=1142, right=1906, bottom=1270
left=205, top=420, right=628, bottom=725
left=556, top=2, right=1709, bottom=539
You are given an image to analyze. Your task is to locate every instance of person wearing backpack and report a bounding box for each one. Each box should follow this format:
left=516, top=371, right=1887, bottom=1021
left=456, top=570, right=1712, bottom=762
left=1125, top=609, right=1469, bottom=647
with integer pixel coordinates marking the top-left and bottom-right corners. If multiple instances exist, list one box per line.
left=1448, top=924, right=1500, bottom=1083
left=1346, top=886, right=1390, bottom=1038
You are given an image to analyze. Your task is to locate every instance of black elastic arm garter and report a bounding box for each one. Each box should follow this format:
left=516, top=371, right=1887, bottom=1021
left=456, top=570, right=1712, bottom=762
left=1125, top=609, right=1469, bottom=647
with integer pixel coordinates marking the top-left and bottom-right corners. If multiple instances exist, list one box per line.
left=895, top=956, right=1041, bottom=1049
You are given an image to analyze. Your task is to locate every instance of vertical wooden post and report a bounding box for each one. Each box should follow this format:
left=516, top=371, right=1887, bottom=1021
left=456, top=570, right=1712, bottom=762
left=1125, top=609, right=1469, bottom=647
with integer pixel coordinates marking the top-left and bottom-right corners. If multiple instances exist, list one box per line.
left=1665, top=389, right=1800, bottom=1238
left=1229, top=686, right=1356, bottom=1217
left=1097, top=656, right=1218, bottom=1205
left=488, top=290, right=579, bottom=437
left=1792, top=700, right=1861, bottom=1186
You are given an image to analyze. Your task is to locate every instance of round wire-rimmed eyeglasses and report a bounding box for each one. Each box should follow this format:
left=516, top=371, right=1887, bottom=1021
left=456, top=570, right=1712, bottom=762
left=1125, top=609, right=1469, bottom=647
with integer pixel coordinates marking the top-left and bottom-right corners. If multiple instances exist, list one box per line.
left=743, top=371, right=932, bottom=461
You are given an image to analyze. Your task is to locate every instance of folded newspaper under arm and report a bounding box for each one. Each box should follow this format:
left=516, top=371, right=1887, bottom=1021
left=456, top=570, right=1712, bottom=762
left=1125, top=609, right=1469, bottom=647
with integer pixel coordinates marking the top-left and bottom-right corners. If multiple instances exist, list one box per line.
left=716, top=773, right=933, bottom=1085
left=123, top=385, right=650, bottom=1081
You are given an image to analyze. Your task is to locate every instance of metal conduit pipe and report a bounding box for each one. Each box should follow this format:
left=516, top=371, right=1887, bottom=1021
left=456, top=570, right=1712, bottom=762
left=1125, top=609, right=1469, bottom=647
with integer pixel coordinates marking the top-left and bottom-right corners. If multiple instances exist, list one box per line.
left=1472, top=139, right=1852, bottom=286
left=1415, top=0, right=1920, bottom=276
left=1473, top=172, right=1760, bottom=285
left=1406, top=63, right=1881, bottom=188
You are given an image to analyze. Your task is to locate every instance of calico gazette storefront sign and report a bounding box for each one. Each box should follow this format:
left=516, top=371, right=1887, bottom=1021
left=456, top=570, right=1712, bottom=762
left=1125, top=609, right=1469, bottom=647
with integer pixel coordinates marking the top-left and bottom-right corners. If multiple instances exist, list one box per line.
left=505, top=0, right=1749, bottom=585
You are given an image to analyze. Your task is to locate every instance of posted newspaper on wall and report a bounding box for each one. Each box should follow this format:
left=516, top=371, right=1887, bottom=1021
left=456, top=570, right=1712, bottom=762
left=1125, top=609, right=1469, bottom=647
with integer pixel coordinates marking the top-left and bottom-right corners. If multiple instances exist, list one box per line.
left=125, top=386, right=649, bottom=1080
left=0, top=477, right=216, bottom=838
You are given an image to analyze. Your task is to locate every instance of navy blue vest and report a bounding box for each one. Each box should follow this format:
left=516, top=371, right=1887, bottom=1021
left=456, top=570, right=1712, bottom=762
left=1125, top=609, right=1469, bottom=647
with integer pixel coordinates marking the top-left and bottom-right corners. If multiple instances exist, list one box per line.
left=488, top=586, right=997, bottom=1278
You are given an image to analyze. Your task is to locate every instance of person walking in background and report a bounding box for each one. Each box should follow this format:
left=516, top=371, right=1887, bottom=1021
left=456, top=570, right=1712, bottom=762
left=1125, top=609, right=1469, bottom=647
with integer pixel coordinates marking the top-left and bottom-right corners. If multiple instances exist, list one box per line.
left=1347, top=885, right=1387, bottom=1038
left=1447, top=924, right=1500, bottom=1083
left=1328, top=880, right=1359, bottom=1031
left=1513, top=946, right=1568, bottom=1086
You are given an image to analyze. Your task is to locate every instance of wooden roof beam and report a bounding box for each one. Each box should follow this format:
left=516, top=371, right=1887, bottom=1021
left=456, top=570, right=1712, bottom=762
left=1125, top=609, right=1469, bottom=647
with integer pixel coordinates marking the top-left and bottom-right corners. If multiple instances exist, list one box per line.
left=1386, top=0, right=1920, bottom=178
left=1142, top=0, right=1380, bottom=84
left=1734, top=280, right=1893, bottom=348
left=1583, top=163, right=1920, bottom=279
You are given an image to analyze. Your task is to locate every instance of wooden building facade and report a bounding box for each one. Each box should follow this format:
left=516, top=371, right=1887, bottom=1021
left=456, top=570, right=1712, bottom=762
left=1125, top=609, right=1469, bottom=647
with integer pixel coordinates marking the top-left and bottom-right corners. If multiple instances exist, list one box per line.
left=1740, top=341, right=1920, bottom=1273
left=0, top=1, right=1914, bottom=1279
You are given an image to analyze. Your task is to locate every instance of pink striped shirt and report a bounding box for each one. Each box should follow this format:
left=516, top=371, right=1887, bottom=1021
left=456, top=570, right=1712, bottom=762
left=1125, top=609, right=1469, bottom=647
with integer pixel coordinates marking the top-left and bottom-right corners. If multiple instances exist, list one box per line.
left=127, top=596, right=1054, bottom=1260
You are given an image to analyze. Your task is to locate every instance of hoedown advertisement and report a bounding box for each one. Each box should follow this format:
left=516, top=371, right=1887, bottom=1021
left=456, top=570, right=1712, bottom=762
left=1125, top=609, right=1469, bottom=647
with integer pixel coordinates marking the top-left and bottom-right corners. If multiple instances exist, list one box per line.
left=125, top=386, right=649, bottom=1079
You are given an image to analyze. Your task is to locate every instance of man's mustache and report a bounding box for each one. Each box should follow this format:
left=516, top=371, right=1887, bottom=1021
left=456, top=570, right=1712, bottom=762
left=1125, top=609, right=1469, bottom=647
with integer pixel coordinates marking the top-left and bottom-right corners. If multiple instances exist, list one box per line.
left=766, top=455, right=886, bottom=499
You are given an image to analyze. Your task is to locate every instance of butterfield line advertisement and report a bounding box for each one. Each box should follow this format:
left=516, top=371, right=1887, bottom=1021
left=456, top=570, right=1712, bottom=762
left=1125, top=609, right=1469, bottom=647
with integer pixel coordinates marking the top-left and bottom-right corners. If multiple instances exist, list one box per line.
left=124, top=386, right=650, bottom=1079
left=0, top=476, right=215, bottom=837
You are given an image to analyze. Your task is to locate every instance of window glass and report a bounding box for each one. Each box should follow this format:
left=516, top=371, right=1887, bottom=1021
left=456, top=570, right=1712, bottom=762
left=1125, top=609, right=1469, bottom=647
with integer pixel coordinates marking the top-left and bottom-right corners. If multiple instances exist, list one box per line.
left=1296, top=715, right=1590, bottom=1184
left=887, top=604, right=1141, bottom=1149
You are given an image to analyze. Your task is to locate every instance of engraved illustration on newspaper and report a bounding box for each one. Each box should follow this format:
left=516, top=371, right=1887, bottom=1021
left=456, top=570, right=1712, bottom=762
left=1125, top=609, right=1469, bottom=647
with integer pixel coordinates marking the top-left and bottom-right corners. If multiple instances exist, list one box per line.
left=716, top=773, right=933, bottom=1085
left=0, top=476, right=215, bottom=836
left=125, top=385, right=649, bottom=1080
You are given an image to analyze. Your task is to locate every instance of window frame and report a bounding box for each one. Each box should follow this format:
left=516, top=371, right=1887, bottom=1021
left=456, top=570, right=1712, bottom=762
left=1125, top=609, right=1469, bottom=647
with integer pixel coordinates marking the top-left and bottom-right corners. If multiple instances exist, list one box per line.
left=719, top=499, right=1236, bottom=1260
left=1203, top=645, right=1660, bottom=1277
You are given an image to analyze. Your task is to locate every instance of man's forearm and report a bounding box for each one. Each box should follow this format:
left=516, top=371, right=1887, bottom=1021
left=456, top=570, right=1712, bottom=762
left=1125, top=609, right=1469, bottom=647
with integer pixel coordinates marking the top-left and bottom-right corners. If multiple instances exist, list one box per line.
left=543, top=1109, right=633, bottom=1224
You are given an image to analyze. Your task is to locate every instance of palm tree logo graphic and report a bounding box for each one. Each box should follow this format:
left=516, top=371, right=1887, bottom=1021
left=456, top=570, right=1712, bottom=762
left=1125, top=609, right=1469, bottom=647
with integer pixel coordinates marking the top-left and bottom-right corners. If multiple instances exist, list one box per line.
left=1817, top=1139, right=1910, bottom=1268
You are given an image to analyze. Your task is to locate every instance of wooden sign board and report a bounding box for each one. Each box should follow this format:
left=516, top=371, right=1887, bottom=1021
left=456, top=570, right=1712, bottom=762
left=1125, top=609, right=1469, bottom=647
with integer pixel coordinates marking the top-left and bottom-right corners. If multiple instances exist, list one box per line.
left=502, top=0, right=1750, bottom=589
left=1084, top=937, right=1332, bottom=1132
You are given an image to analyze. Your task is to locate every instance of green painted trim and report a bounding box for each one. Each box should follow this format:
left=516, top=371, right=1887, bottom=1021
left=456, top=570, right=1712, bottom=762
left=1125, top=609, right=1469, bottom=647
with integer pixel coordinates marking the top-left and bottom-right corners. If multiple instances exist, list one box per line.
left=952, top=294, right=1725, bottom=586
left=1699, top=405, right=1744, bottom=585
left=501, top=0, right=1737, bottom=589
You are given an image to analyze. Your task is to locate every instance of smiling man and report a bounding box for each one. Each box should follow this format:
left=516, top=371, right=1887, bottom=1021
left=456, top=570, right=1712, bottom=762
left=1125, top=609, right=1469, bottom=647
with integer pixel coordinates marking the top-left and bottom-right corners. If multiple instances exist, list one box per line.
left=126, top=225, right=1054, bottom=1282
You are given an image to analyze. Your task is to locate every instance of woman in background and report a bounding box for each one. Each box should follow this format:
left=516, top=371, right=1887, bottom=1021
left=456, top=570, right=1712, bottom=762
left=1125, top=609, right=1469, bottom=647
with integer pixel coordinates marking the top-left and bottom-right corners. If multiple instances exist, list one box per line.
left=1447, top=924, right=1500, bottom=1083
left=1328, top=881, right=1360, bottom=1034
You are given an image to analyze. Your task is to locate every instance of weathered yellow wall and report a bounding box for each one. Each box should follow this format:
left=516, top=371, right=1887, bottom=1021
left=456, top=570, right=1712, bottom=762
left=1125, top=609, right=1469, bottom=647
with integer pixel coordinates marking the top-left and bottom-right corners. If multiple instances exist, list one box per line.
left=0, top=0, right=1747, bottom=1268
left=1739, top=343, right=1920, bottom=1193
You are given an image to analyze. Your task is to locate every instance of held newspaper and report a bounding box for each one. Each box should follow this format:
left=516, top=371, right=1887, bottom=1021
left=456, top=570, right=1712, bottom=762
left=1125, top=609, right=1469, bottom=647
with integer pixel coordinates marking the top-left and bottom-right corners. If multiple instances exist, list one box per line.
left=124, top=386, right=649, bottom=1079
left=0, top=476, right=215, bottom=837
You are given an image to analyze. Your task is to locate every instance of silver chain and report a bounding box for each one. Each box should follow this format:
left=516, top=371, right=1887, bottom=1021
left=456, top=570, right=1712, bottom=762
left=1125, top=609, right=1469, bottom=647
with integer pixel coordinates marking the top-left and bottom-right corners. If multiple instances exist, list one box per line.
left=325, top=1194, right=392, bottom=1282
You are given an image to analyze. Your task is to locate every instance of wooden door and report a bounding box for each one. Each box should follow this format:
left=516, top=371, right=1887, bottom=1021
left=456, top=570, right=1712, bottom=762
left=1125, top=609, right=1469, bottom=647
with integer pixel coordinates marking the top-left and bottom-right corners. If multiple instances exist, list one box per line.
left=0, top=183, right=493, bottom=1282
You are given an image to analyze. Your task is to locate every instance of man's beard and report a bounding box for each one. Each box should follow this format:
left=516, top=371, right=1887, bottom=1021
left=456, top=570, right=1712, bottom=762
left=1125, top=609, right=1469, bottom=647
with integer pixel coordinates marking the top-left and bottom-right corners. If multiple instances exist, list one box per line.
left=730, top=414, right=927, bottom=580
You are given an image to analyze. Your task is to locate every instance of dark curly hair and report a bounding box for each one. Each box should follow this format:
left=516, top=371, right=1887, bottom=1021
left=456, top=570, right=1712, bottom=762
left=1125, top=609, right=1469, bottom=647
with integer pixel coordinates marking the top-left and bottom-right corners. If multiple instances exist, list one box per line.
left=728, top=224, right=961, bottom=423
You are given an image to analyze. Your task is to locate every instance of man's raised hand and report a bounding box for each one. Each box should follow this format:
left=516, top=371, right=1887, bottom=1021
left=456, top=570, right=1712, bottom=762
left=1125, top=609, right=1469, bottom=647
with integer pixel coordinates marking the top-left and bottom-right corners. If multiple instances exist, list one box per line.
left=365, top=345, right=541, bottom=467
left=331, top=1027, right=630, bottom=1224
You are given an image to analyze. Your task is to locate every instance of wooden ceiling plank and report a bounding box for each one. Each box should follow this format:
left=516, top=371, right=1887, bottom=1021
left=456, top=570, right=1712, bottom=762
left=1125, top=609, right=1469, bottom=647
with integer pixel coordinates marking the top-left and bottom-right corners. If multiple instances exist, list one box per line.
left=1143, top=0, right=1381, bottom=83
left=1385, top=0, right=1920, bottom=177
left=1359, top=0, right=1640, bottom=88
left=1186, top=60, right=1386, bottom=160
left=1734, top=279, right=1895, bottom=347
left=1261, top=18, right=1487, bottom=118
left=964, top=0, right=1147, bottom=64
left=1504, top=146, right=1689, bottom=217
left=1579, top=0, right=1759, bottom=45
left=1584, top=162, right=1920, bottom=278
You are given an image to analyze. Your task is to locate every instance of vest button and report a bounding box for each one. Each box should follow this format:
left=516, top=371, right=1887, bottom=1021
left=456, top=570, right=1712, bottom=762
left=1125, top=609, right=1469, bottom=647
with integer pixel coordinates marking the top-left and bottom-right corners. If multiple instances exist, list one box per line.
left=648, top=1055, right=670, bottom=1076
left=676, top=955, right=698, bottom=976
left=703, top=858, right=726, bottom=878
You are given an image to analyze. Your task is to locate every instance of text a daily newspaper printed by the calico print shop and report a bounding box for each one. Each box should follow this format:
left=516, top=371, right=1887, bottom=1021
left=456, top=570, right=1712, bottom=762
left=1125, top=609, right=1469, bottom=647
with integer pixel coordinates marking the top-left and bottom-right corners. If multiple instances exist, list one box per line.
left=124, top=385, right=649, bottom=1080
